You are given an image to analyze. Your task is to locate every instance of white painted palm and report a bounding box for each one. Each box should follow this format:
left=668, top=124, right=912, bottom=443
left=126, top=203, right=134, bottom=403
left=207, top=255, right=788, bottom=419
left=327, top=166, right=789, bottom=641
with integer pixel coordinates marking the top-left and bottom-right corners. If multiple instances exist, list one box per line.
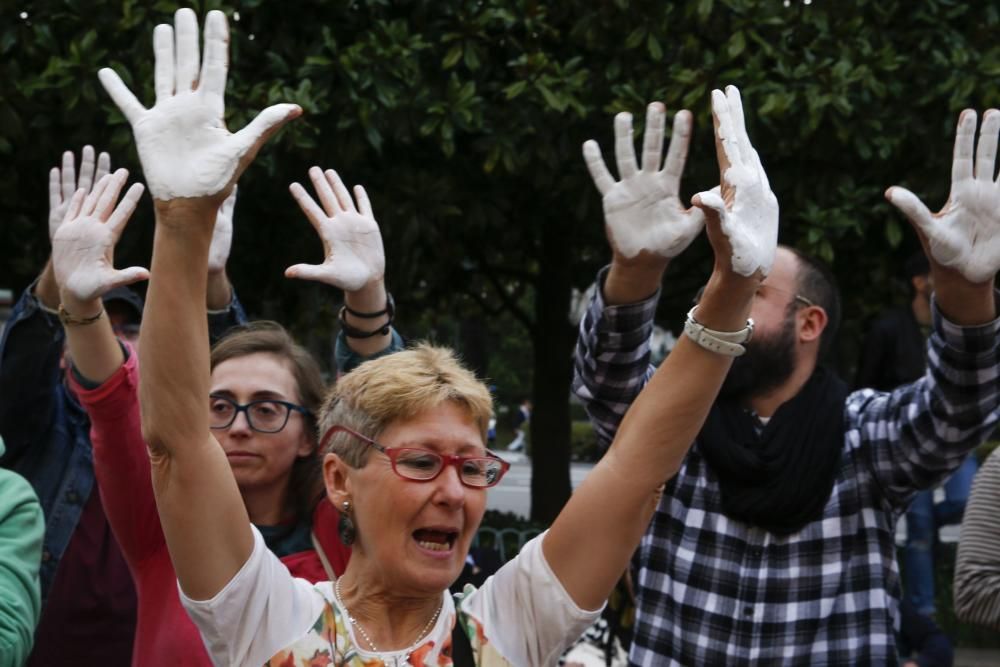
left=98, top=9, right=299, bottom=201
left=286, top=167, right=385, bottom=292
left=52, top=170, right=149, bottom=302
left=888, top=109, right=1000, bottom=284
left=692, top=86, right=779, bottom=278
left=583, top=103, right=705, bottom=260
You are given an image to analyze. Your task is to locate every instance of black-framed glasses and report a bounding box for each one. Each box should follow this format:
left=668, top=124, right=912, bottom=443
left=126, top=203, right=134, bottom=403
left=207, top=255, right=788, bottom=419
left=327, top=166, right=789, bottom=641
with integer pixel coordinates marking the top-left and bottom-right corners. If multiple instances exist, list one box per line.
left=321, top=425, right=511, bottom=488
left=209, top=395, right=312, bottom=433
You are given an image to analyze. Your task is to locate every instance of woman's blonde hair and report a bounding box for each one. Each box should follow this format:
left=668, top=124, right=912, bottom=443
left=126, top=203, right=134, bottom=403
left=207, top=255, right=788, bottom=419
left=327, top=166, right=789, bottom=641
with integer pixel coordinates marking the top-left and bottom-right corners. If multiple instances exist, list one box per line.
left=319, top=344, right=493, bottom=466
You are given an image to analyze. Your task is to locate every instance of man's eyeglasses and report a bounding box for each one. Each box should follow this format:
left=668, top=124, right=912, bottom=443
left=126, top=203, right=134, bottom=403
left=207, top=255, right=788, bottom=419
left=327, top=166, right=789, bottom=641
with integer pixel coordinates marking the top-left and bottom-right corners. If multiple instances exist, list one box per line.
left=209, top=395, right=311, bottom=433
left=321, top=425, right=510, bottom=488
left=754, top=284, right=815, bottom=308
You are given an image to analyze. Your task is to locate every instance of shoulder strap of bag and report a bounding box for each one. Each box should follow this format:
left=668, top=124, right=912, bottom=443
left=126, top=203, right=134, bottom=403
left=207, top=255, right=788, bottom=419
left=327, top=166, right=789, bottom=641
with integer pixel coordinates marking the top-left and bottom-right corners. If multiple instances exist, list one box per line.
left=451, top=616, right=475, bottom=666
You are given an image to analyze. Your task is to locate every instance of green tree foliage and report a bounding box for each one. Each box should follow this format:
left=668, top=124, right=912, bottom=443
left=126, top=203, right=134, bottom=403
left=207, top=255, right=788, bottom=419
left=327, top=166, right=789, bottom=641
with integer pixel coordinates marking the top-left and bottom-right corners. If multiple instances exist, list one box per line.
left=2, top=0, right=998, bottom=521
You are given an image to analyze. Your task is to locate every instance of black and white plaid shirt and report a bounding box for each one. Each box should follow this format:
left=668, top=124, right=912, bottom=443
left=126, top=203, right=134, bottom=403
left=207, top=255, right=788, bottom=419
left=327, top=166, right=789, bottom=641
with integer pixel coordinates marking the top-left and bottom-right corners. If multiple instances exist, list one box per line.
left=572, top=269, right=1000, bottom=666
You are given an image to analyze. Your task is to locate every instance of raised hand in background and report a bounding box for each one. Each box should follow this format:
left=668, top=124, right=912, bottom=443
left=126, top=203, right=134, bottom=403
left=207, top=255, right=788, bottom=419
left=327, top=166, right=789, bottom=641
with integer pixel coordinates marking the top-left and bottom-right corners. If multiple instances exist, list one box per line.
left=49, top=146, right=111, bottom=241
left=583, top=103, right=704, bottom=267
left=286, top=167, right=385, bottom=292
left=888, top=109, right=1000, bottom=285
left=51, top=170, right=148, bottom=312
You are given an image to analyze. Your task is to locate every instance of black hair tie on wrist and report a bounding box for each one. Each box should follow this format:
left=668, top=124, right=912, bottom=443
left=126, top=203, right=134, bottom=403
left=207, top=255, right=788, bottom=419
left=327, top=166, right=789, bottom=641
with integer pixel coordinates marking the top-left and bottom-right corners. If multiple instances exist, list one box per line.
left=343, top=293, right=394, bottom=319
left=339, top=293, right=394, bottom=339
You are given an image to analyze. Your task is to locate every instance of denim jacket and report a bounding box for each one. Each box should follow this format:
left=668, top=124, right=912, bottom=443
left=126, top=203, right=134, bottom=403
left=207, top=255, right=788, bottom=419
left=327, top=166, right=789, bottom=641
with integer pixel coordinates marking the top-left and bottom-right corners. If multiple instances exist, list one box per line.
left=0, top=282, right=246, bottom=600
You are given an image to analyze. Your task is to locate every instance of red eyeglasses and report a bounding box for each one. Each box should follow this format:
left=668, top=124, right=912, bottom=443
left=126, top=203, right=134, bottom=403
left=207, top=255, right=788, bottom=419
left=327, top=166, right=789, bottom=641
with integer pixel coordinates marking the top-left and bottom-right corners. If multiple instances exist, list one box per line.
left=321, top=425, right=510, bottom=488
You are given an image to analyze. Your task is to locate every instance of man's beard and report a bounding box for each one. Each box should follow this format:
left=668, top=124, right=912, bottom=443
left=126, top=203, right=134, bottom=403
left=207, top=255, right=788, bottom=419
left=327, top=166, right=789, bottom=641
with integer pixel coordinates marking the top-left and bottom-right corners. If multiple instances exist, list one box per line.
left=719, top=310, right=797, bottom=401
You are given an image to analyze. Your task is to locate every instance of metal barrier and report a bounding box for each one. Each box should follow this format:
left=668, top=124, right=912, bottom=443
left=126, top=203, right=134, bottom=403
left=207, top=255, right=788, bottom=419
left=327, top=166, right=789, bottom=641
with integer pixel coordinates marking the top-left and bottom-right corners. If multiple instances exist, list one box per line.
left=473, top=526, right=542, bottom=562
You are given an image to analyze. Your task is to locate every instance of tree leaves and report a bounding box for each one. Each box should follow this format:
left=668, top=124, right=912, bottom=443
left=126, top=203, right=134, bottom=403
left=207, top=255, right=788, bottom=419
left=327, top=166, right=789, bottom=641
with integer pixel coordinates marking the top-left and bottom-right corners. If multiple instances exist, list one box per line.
left=3, top=0, right=999, bottom=516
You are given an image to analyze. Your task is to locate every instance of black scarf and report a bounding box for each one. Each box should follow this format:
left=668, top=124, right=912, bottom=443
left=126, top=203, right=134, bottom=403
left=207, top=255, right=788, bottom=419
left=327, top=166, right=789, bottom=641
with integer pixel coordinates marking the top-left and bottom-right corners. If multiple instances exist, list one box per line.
left=697, top=366, right=849, bottom=535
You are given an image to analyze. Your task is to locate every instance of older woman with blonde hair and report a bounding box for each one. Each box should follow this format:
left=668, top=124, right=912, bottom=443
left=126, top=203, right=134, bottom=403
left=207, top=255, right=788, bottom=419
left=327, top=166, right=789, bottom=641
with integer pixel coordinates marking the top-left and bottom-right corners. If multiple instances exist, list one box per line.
left=99, top=8, right=774, bottom=665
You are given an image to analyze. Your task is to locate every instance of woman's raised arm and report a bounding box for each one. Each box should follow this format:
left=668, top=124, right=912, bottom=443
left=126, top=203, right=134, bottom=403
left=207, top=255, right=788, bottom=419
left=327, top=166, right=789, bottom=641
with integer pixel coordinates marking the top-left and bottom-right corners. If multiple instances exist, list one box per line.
left=98, top=7, right=300, bottom=600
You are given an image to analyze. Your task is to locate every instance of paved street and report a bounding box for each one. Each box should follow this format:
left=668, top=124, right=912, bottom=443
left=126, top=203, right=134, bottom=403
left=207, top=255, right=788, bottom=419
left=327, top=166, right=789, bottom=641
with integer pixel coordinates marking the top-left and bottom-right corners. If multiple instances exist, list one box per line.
left=487, top=452, right=593, bottom=517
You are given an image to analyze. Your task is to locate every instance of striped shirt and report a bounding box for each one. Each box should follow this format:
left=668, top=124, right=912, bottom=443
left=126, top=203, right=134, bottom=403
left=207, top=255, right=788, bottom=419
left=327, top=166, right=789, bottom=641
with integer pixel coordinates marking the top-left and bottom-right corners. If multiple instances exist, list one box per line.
left=954, top=447, right=1000, bottom=630
left=572, top=269, right=1000, bottom=666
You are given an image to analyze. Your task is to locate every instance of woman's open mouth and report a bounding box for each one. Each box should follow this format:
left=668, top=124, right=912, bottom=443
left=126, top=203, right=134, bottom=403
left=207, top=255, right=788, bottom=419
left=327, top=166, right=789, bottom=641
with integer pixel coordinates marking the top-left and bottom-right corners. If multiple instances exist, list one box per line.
left=413, top=528, right=458, bottom=553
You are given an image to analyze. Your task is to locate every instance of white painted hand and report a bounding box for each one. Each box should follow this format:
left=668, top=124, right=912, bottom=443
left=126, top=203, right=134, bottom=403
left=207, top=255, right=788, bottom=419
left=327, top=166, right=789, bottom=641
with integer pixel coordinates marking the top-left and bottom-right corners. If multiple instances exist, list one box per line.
left=692, top=86, right=779, bottom=278
left=51, top=170, right=149, bottom=303
left=286, top=167, right=385, bottom=292
left=887, top=109, right=1000, bottom=284
left=207, top=186, right=236, bottom=274
left=48, top=146, right=111, bottom=242
left=97, top=8, right=301, bottom=201
left=582, top=103, right=704, bottom=260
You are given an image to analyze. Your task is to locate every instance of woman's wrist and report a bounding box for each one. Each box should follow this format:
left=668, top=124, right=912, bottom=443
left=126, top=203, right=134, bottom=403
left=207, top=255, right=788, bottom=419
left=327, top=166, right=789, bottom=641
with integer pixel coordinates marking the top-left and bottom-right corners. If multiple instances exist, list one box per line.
left=153, top=197, right=220, bottom=234
left=58, top=290, right=104, bottom=320
left=343, top=278, right=387, bottom=315
left=35, top=261, right=62, bottom=310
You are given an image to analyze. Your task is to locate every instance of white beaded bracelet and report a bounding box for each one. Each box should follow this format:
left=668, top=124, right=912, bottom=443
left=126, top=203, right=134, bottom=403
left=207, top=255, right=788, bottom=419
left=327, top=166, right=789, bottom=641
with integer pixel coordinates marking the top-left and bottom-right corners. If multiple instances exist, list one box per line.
left=683, top=306, right=754, bottom=357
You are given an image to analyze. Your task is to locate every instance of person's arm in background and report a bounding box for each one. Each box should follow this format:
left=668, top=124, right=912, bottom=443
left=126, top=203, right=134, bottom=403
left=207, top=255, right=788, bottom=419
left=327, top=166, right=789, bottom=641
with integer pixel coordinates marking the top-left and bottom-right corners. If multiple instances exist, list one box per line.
left=285, top=167, right=403, bottom=374
left=51, top=167, right=177, bottom=569
left=206, top=187, right=249, bottom=341
left=0, top=438, right=44, bottom=665
left=571, top=101, right=705, bottom=448
left=0, top=147, right=110, bottom=466
left=953, top=447, right=1000, bottom=630
left=860, top=109, right=1000, bottom=506
left=54, top=170, right=148, bottom=386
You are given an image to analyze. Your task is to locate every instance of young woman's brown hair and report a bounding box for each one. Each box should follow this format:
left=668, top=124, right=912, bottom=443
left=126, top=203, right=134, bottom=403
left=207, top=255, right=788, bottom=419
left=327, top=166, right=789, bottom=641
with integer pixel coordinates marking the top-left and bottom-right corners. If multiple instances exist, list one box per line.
left=210, top=320, right=325, bottom=518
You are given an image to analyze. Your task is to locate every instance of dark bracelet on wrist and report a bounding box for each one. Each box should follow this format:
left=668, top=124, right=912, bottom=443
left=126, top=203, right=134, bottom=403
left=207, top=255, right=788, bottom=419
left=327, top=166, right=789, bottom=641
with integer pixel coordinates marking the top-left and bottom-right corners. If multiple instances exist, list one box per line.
left=58, top=303, right=105, bottom=327
left=343, top=292, right=395, bottom=319
left=338, top=297, right=393, bottom=339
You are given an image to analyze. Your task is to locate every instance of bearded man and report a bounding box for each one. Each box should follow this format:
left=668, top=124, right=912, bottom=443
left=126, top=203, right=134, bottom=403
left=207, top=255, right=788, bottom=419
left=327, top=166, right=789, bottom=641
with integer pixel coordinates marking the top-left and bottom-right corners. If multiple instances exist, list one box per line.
left=574, top=95, right=1000, bottom=666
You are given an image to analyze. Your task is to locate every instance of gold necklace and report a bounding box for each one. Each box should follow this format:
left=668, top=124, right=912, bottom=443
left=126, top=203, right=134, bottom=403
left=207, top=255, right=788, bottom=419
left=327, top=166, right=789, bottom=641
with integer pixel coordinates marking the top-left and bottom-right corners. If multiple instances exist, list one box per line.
left=334, top=577, right=443, bottom=656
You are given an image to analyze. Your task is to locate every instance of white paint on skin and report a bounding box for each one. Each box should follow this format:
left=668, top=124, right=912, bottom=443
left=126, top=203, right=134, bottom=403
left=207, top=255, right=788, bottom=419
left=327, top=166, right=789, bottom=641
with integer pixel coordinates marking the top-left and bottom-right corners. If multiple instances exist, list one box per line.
left=127, top=95, right=243, bottom=199
left=208, top=186, right=237, bottom=273
left=285, top=167, right=386, bottom=292
left=888, top=108, right=1000, bottom=284
left=582, top=103, right=705, bottom=260
left=97, top=9, right=301, bottom=201
left=52, top=171, right=149, bottom=302
left=694, top=86, right=778, bottom=277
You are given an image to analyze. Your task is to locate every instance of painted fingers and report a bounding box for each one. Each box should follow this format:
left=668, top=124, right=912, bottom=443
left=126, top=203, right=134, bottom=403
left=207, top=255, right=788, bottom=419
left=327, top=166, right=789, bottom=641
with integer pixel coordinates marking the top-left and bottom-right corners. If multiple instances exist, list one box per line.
left=49, top=147, right=112, bottom=239
left=693, top=85, right=778, bottom=278
left=582, top=103, right=702, bottom=261
left=53, top=171, right=149, bottom=301
left=98, top=68, right=146, bottom=125
left=887, top=108, right=1000, bottom=283
left=98, top=8, right=301, bottom=200
left=286, top=168, right=384, bottom=290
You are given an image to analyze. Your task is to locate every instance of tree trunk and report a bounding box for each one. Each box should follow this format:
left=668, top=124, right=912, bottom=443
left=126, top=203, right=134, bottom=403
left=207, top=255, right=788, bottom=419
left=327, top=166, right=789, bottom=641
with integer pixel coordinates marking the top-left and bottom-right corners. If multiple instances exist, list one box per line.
left=529, top=222, right=575, bottom=524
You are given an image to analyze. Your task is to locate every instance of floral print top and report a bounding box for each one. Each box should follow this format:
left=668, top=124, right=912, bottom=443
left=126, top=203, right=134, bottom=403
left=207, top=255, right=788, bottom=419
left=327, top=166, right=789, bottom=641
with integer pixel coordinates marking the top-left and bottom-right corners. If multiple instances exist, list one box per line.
left=264, top=584, right=510, bottom=666
left=182, top=528, right=601, bottom=666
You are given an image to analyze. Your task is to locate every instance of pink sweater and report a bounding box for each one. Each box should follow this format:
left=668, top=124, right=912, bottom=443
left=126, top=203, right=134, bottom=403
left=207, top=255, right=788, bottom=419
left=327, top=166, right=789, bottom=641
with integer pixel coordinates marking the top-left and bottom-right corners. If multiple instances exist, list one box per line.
left=72, top=348, right=350, bottom=666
